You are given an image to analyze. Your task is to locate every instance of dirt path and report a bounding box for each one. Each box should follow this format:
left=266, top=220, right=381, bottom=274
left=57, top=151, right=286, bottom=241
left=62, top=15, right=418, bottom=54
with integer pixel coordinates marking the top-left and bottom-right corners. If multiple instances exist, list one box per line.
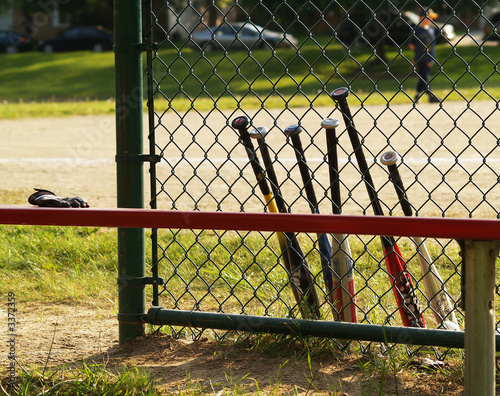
left=1, top=101, right=499, bottom=216
left=0, top=303, right=461, bottom=395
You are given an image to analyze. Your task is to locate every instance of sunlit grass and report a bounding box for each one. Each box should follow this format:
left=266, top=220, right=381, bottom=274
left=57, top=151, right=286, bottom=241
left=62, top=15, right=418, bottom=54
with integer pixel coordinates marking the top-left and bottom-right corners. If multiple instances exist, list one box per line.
left=1, top=38, right=499, bottom=118
left=8, top=363, right=158, bottom=396
left=0, top=100, right=116, bottom=119
left=0, top=225, right=117, bottom=303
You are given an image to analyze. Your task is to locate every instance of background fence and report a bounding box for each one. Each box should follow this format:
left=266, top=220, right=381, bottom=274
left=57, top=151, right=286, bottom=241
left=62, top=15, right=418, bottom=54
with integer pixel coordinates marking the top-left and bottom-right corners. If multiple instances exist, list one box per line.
left=141, top=0, right=500, bottom=353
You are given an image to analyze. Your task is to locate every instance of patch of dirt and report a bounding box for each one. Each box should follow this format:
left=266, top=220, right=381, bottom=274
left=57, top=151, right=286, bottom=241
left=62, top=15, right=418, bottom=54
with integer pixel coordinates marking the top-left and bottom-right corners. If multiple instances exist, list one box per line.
left=1, top=304, right=463, bottom=395
left=1, top=101, right=499, bottom=217
left=0, top=303, right=118, bottom=368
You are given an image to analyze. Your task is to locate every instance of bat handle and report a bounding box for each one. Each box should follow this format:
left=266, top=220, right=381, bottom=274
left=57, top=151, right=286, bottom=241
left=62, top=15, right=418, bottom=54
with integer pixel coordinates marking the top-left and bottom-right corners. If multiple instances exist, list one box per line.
left=322, top=121, right=342, bottom=215
left=232, top=117, right=273, bottom=200
left=285, top=125, right=318, bottom=211
left=330, top=87, right=350, bottom=115
left=380, top=151, right=414, bottom=217
left=331, top=88, right=383, bottom=217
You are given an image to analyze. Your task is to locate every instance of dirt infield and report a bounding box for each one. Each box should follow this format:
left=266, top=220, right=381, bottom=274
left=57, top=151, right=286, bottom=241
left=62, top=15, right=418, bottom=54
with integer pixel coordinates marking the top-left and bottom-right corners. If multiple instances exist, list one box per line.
left=1, top=100, right=496, bottom=394
left=1, top=100, right=499, bottom=216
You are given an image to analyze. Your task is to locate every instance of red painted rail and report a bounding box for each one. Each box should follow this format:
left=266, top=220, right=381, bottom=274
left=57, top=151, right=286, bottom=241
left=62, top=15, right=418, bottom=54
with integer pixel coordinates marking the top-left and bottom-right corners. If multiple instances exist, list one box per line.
left=1, top=205, right=499, bottom=240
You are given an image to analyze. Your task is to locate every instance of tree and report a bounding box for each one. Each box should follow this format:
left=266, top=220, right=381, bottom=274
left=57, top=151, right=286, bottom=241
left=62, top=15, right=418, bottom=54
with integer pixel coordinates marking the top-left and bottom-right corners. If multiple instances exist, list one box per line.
left=1, top=0, right=113, bottom=33
left=237, top=0, right=492, bottom=62
left=239, top=0, right=334, bottom=33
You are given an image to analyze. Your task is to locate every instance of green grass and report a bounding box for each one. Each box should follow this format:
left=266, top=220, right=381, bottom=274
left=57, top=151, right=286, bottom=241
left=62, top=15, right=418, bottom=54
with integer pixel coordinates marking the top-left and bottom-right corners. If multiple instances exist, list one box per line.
left=0, top=100, right=116, bottom=119
left=10, top=363, right=158, bottom=395
left=0, top=51, right=115, bottom=101
left=0, top=225, right=117, bottom=303
left=1, top=37, right=499, bottom=118
left=0, top=223, right=463, bottom=323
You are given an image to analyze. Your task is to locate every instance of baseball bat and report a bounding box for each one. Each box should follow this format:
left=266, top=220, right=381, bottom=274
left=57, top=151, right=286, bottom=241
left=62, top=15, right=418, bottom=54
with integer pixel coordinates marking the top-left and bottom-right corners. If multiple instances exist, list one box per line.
left=380, top=150, right=460, bottom=330
left=331, top=87, right=426, bottom=328
left=248, top=125, right=321, bottom=320
left=319, top=119, right=358, bottom=323
left=281, top=124, right=333, bottom=303
left=232, top=116, right=320, bottom=319
left=283, top=123, right=357, bottom=322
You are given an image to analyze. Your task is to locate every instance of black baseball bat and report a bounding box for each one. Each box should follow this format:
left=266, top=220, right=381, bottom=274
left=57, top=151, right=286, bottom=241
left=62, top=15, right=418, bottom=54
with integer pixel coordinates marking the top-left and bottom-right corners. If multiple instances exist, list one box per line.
left=380, top=150, right=459, bottom=330
left=331, top=87, right=425, bottom=327
left=232, top=116, right=320, bottom=319
left=281, top=124, right=337, bottom=315
left=248, top=125, right=321, bottom=319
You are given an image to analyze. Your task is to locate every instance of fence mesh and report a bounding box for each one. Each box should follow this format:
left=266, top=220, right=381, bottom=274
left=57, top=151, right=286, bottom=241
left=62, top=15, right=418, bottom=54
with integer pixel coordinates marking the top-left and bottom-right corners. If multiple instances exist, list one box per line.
left=143, top=0, right=500, bottom=352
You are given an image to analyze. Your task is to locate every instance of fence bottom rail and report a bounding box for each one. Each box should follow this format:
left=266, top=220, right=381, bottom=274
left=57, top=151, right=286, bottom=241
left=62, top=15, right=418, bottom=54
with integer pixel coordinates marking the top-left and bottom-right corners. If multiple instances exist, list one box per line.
left=145, top=307, right=496, bottom=350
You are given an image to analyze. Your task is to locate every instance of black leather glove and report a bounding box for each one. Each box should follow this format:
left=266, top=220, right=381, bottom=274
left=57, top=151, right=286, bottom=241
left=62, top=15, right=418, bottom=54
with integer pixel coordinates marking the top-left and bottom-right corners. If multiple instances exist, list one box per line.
left=28, top=188, right=89, bottom=208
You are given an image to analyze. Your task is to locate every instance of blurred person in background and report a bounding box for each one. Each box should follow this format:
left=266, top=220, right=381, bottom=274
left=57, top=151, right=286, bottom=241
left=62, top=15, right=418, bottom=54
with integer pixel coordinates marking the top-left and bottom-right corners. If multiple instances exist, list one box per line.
left=409, top=8, right=441, bottom=103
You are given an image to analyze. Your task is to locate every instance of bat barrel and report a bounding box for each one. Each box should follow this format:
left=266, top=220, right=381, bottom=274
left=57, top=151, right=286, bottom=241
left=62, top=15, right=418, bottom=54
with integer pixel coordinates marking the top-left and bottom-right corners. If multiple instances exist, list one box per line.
left=232, top=117, right=273, bottom=199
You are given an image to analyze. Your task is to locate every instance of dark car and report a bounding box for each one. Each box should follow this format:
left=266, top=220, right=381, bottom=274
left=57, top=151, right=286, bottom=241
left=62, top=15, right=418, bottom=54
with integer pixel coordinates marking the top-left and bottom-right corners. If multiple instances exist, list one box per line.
left=38, top=26, right=114, bottom=53
left=0, top=30, right=32, bottom=54
left=336, top=10, right=454, bottom=48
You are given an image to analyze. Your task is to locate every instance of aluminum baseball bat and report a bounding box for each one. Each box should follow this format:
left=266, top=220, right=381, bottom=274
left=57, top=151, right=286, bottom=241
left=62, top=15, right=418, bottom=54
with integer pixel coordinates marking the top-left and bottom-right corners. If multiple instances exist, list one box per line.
left=320, top=118, right=358, bottom=323
left=380, top=150, right=459, bottom=330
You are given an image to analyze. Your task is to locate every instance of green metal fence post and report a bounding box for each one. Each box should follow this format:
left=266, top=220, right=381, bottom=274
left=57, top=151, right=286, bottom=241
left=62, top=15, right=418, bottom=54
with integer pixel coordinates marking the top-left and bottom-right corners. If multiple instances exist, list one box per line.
left=464, top=240, right=500, bottom=396
left=114, top=0, right=145, bottom=343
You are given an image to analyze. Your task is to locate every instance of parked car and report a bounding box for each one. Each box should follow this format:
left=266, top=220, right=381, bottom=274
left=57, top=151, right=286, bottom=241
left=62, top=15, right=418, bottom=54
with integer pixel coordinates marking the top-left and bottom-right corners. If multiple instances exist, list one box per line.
left=401, top=11, right=455, bottom=44
left=190, top=22, right=298, bottom=50
left=336, top=10, right=455, bottom=47
left=483, top=11, right=500, bottom=41
left=0, top=30, right=32, bottom=54
left=38, top=26, right=114, bottom=53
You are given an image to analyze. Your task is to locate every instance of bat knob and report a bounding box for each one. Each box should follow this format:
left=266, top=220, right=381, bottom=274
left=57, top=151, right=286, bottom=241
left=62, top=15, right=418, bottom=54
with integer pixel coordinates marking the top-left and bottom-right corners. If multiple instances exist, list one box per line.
left=330, top=87, right=349, bottom=101
left=231, top=116, right=249, bottom=130
left=380, top=151, right=400, bottom=166
left=249, top=126, right=269, bottom=139
left=320, top=117, right=340, bottom=129
left=283, top=124, right=302, bottom=137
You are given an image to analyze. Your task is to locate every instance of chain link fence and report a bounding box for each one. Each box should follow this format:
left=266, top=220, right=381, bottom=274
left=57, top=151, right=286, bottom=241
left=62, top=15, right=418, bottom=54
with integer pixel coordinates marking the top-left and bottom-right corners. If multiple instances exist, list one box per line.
left=143, top=0, right=500, bottom=352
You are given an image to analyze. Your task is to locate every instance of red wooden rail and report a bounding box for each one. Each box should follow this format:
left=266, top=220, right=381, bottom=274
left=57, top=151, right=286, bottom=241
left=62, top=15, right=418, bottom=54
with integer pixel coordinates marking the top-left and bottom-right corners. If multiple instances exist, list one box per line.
left=0, top=205, right=499, bottom=240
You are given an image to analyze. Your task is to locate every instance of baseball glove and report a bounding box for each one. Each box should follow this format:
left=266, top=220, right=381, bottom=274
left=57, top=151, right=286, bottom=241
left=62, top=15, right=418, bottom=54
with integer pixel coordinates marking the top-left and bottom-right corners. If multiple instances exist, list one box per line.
left=28, top=188, right=90, bottom=208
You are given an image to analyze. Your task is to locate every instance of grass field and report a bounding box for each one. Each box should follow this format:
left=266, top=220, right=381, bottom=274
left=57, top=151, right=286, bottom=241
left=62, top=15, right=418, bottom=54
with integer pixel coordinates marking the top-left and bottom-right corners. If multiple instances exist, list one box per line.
left=1, top=36, right=499, bottom=118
